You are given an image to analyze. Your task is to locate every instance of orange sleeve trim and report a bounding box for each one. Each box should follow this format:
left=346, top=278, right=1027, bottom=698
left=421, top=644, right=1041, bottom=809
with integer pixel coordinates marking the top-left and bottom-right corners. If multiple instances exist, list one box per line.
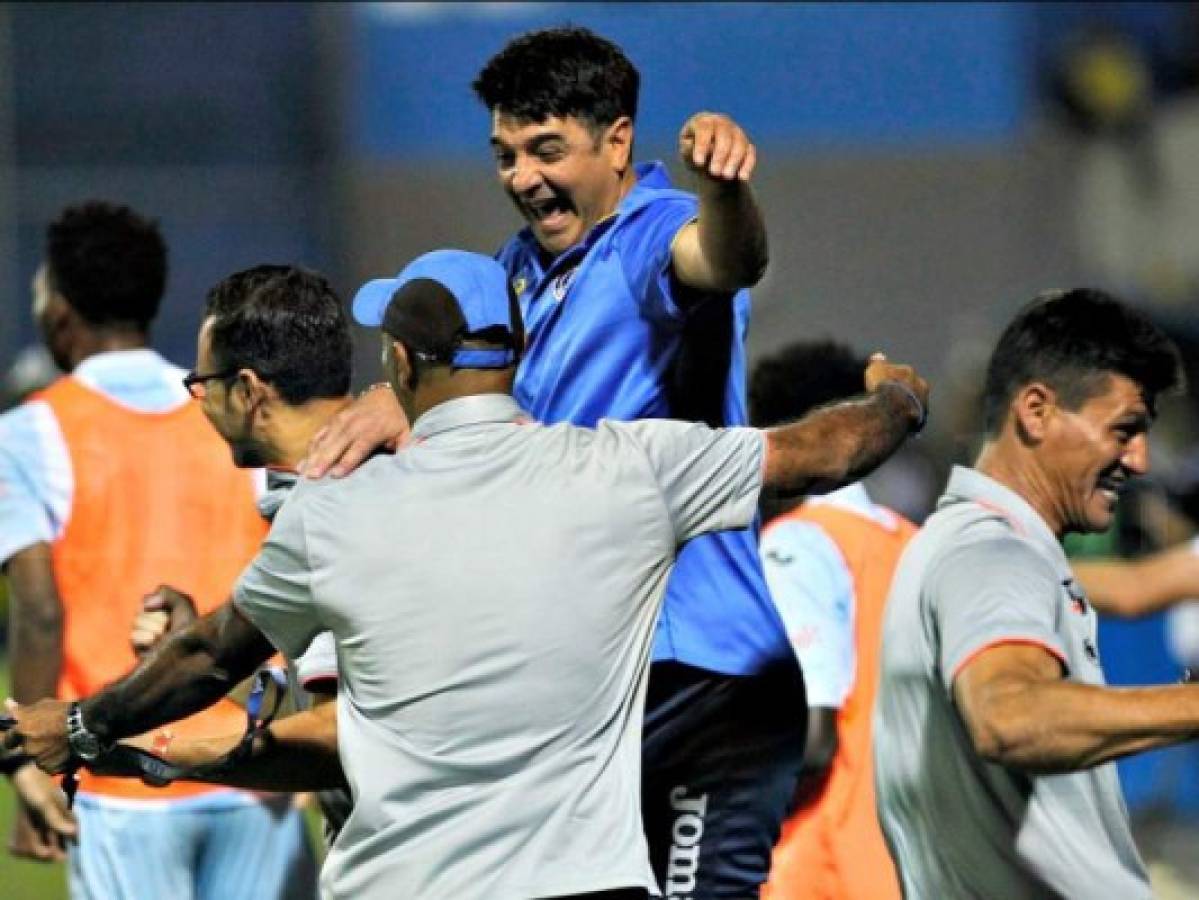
left=951, top=637, right=1068, bottom=682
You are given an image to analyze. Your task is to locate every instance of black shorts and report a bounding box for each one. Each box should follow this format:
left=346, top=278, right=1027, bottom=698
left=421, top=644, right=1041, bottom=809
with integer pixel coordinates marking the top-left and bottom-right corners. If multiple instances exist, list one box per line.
left=641, top=658, right=807, bottom=899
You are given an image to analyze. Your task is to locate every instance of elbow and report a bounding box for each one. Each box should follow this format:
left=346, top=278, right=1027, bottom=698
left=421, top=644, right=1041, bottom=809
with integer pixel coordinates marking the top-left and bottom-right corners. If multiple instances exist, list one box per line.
left=741, top=248, right=768, bottom=288
left=965, top=702, right=1047, bottom=770
left=969, top=717, right=1020, bottom=766
left=728, top=247, right=769, bottom=291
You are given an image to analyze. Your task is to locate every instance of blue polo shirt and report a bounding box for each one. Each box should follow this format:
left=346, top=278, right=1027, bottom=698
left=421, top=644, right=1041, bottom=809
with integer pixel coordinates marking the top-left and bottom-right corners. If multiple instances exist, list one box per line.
left=496, top=161, right=790, bottom=676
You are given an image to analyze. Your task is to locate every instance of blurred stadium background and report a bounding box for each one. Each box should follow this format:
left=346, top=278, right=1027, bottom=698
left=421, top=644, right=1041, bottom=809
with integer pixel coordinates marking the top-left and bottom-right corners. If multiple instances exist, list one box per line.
left=2, top=3, right=1199, bottom=897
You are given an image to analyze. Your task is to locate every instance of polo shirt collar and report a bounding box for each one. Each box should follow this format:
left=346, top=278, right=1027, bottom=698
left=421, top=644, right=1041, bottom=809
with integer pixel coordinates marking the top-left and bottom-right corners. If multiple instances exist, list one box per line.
left=941, top=465, right=1069, bottom=573
left=74, top=348, right=169, bottom=382
left=410, top=393, right=527, bottom=440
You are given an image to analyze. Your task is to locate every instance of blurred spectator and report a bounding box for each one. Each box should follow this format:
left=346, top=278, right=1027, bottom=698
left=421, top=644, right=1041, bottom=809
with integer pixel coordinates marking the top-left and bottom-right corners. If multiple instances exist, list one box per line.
left=751, top=338, right=913, bottom=900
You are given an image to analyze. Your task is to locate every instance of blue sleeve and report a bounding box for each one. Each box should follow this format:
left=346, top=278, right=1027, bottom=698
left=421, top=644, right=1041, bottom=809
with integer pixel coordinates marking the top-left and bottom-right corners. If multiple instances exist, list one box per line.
left=0, top=403, right=61, bottom=564
left=615, top=196, right=699, bottom=325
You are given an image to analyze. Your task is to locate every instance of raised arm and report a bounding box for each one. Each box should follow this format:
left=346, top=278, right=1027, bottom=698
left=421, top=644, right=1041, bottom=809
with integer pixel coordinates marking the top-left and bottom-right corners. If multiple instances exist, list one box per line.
left=954, top=643, right=1199, bottom=772
left=7, top=588, right=275, bottom=773
left=671, top=112, right=768, bottom=293
left=763, top=355, right=928, bottom=496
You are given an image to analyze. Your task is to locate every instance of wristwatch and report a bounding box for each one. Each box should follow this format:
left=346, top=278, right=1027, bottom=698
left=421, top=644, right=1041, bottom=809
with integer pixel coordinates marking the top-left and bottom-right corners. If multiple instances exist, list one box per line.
left=66, top=702, right=104, bottom=762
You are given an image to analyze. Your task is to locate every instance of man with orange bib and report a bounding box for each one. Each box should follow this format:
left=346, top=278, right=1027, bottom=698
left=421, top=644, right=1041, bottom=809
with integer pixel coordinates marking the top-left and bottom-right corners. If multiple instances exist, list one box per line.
left=0, top=202, right=314, bottom=897
left=752, top=340, right=913, bottom=900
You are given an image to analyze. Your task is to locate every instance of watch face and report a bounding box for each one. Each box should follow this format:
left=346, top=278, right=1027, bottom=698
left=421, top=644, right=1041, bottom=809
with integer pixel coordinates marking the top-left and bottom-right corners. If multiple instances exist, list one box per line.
left=67, top=704, right=102, bottom=761
left=71, top=731, right=101, bottom=761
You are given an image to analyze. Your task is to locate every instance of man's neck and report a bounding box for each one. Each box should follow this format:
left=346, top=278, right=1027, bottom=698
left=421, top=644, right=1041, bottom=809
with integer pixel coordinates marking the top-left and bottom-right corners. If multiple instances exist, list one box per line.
left=974, top=441, right=1065, bottom=539
left=270, top=397, right=354, bottom=468
left=411, top=371, right=515, bottom=421
left=70, top=331, right=149, bottom=370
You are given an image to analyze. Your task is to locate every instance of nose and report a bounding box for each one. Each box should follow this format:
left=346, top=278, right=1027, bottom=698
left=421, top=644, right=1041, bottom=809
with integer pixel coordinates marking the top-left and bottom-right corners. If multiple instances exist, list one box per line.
left=507, top=155, right=543, bottom=196
left=1122, top=433, right=1150, bottom=476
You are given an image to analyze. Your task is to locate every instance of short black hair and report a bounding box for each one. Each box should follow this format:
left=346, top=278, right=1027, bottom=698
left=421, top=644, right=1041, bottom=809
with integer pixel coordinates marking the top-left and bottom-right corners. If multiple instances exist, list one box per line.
left=749, top=339, right=867, bottom=428
left=45, top=201, right=167, bottom=329
left=204, top=265, right=352, bottom=405
left=472, top=26, right=640, bottom=130
left=983, top=288, right=1183, bottom=435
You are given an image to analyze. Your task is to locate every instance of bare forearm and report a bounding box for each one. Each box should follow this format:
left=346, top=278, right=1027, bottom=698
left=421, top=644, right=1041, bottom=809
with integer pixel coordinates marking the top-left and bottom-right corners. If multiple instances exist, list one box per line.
left=158, top=707, right=345, bottom=792
left=764, top=385, right=916, bottom=495
left=82, top=604, right=273, bottom=745
left=1075, top=546, right=1199, bottom=618
left=694, top=180, right=768, bottom=290
left=970, top=680, right=1199, bottom=772
left=6, top=544, right=64, bottom=703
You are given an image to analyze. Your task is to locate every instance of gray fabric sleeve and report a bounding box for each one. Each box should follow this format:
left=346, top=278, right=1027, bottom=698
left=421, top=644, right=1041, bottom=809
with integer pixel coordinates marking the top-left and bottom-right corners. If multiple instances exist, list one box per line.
left=295, top=631, right=339, bottom=688
left=930, top=537, right=1068, bottom=692
left=232, top=496, right=323, bottom=661
left=617, top=419, right=765, bottom=544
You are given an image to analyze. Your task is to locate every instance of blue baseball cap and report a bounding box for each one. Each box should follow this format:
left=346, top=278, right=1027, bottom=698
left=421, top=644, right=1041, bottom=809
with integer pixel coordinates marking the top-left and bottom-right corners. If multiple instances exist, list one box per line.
left=352, top=249, right=520, bottom=369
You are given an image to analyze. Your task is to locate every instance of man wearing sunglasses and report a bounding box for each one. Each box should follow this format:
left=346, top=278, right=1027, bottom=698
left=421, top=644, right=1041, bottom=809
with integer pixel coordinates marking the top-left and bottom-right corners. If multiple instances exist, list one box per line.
left=0, top=201, right=314, bottom=898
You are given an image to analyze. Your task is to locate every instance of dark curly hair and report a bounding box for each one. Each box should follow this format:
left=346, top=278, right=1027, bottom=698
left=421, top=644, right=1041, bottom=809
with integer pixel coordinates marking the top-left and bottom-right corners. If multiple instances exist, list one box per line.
left=983, top=288, right=1184, bottom=435
left=45, top=201, right=167, bottom=329
left=204, top=265, right=352, bottom=405
left=472, top=26, right=640, bottom=132
left=749, top=339, right=868, bottom=428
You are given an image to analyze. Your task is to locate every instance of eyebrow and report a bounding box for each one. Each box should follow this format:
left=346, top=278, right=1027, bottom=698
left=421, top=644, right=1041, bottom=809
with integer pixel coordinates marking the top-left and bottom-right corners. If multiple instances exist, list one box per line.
left=489, top=132, right=567, bottom=152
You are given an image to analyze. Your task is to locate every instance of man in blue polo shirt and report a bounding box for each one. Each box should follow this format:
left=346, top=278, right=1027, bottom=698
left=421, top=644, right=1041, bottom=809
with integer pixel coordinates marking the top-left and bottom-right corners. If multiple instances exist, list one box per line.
left=305, top=26, right=925, bottom=896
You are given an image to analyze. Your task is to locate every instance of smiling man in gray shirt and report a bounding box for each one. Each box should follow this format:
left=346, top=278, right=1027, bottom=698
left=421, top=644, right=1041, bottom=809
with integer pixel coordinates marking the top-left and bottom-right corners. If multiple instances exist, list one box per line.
left=875, top=289, right=1185, bottom=899
left=10, top=249, right=928, bottom=900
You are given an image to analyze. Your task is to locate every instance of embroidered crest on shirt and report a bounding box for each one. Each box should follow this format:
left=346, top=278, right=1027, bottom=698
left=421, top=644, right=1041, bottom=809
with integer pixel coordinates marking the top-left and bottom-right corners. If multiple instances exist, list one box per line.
left=512, top=274, right=528, bottom=298
left=550, top=265, right=578, bottom=302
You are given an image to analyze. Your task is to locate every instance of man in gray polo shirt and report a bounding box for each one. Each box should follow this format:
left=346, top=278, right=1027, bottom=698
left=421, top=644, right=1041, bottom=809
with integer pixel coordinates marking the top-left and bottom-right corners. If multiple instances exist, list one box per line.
left=10, top=249, right=928, bottom=899
left=875, top=289, right=1185, bottom=899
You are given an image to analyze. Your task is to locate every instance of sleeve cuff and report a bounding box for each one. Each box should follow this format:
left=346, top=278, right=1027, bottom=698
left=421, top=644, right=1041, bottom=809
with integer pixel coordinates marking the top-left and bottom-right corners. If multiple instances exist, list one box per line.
left=947, top=636, right=1069, bottom=690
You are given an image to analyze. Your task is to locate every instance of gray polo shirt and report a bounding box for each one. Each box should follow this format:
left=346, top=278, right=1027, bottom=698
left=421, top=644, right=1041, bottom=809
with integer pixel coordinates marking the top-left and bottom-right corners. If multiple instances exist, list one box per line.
left=874, top=466, right=1150, bottom=900
left=233, top=393, right=764, bottom=900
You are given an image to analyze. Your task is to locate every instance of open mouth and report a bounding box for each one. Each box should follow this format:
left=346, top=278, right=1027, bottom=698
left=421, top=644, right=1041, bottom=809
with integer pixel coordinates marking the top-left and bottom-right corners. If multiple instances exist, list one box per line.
left=523, top=194, right=573, bottom=227
left=1096, top=474, right=1126, bottom=504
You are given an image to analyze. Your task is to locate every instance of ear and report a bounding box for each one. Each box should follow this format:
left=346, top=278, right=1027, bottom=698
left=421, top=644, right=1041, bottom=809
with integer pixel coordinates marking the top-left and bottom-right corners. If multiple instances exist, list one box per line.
left=604, top=116, right=634, bottom=173
left=233, top=369, right=272, bottom=413
left=1011, top=382, right=1056, bottom=444
left=388, top=339, right=416, bottom=391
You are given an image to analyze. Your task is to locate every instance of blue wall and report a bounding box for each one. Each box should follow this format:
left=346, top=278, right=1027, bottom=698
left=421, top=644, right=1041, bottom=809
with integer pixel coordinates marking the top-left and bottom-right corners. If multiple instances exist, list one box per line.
left=350, top=2, right=1032, bottom=160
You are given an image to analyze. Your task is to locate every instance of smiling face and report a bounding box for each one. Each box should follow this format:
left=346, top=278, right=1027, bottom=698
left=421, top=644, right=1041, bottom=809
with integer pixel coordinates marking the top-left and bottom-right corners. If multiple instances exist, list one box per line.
left=1039, top=373, right=1152, bottom=535
left=490, top=112, right=632, bottom=259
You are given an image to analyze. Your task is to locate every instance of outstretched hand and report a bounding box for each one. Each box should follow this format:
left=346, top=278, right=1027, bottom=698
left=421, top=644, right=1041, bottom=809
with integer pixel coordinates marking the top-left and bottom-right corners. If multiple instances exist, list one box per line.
left=678, top=112, right=757, bottom=183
